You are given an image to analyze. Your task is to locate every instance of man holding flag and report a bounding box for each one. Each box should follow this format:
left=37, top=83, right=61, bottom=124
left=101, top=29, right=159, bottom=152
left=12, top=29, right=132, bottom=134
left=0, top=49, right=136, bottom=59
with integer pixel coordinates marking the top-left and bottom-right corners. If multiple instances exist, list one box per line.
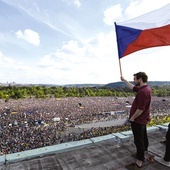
left=115, top=3, right=170, bottom=168
left=121, top=72, right=152, bottom=168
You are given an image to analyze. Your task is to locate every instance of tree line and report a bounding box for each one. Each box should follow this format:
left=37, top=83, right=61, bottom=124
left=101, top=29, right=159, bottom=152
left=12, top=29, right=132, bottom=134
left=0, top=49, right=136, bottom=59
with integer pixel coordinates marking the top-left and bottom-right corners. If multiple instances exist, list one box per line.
left=0, top=85, right=170, bottom=102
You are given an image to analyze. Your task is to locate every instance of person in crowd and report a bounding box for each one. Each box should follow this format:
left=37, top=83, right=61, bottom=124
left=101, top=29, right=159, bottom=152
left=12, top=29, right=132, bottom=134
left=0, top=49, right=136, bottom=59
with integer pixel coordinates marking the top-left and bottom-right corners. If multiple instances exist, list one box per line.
left=154, top=123, right=170, bottom=167
left=121, top=72, right=152, bottom=168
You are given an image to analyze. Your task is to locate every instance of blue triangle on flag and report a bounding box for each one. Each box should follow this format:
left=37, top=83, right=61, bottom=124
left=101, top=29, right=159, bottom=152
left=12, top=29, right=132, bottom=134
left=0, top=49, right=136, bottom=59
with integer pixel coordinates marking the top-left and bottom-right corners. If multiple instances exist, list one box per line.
left=115, top=24, right=142, bottom=58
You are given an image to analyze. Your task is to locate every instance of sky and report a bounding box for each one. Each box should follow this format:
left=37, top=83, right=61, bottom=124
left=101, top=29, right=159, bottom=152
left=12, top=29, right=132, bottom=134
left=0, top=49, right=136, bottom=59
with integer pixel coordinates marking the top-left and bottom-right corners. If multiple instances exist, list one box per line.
left=0, top=0, right=170, bottom=85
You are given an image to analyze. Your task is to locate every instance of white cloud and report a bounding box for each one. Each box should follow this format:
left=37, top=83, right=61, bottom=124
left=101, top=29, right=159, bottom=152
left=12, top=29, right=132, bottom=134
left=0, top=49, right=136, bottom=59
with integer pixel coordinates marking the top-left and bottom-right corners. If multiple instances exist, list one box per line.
left=0, top=51, right=3, bottom=57
left=62, top=0, right=81, bottom=8
left=120, top=46, right=170, bottom=81
left=0, top=51, right=30, bottom=71
left=38, top=40, right=87, bottom=71
left=0, top=51, right=14, bottom=65
left=74, top=0, right=81, bottom=8
left=103, top=0, right=170, bottom=25
left=103, top=4, right=123, bottom=25
left=37, top=30, right=119, bottom=84
left=16, top=29, right=40, bottom=46
left=124, top=0, right=170, bottom=20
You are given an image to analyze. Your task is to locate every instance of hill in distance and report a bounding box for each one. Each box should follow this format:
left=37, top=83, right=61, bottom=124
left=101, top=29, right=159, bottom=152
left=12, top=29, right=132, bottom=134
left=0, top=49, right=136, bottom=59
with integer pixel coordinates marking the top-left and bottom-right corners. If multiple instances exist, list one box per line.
left=63, top=81, right=170, bottom=88
left=103, top=81, right=170, bottom=88
left=2, top=81, right=170, bottom=88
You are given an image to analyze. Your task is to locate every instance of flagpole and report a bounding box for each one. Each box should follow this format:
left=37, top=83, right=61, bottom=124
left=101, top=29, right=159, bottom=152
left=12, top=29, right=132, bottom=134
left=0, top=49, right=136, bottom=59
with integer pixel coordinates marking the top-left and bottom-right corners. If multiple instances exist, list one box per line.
left=114, top=22, right=123, bottom=77
left=118, top=59, right=122, bottom=76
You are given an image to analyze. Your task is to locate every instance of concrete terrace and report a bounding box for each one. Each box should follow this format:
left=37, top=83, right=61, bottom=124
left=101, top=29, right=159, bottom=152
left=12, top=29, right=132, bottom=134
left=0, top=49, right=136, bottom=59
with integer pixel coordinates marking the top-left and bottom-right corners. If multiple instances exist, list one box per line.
left=0, top=123, right=169, bottom=170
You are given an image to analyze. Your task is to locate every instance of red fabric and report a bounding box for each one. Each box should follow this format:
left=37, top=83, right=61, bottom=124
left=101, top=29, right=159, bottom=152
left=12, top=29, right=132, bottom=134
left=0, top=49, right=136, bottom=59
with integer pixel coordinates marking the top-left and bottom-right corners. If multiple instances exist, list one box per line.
left=123, top=24, right=170, bottom=57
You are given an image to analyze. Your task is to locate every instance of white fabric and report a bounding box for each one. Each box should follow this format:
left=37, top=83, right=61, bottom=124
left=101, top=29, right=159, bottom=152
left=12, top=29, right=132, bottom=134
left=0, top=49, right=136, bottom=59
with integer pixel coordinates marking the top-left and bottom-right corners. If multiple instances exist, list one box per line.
left=117, top=3, right=170, bottom=29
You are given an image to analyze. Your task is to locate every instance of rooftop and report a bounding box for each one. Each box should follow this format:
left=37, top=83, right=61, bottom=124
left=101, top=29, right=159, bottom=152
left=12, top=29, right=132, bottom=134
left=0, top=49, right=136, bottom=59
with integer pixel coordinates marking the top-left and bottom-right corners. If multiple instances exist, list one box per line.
left=0, top=123, right=169, bottom=170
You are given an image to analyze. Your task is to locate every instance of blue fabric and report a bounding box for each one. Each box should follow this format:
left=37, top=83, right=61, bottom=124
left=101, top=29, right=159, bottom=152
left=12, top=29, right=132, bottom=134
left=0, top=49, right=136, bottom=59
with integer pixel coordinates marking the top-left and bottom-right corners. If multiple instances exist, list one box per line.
left=115, top=23, right=142, bottom=58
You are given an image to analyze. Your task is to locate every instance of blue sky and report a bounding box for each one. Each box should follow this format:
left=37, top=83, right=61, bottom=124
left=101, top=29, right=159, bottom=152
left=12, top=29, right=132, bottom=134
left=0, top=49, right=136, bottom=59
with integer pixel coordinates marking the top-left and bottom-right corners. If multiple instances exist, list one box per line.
left=0, top=0, right=170, bottom=85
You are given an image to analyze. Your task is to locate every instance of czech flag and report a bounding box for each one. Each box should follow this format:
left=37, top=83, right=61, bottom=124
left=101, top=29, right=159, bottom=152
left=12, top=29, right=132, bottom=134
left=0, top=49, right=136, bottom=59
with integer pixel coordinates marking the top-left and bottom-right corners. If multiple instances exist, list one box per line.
left=115, top=4, right=170, bottom=59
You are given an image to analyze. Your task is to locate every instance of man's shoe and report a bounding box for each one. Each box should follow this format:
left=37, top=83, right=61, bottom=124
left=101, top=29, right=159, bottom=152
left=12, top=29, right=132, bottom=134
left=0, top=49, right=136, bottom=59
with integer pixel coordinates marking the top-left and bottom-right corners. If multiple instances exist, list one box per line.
left=154, top=156, right=170, bottom=167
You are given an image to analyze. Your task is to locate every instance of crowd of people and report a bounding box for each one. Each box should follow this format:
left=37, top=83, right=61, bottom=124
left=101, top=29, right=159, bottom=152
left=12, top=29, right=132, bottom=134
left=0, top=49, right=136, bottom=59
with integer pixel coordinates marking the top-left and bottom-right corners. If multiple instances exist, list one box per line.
left=0, top=96, right=169, bottom=154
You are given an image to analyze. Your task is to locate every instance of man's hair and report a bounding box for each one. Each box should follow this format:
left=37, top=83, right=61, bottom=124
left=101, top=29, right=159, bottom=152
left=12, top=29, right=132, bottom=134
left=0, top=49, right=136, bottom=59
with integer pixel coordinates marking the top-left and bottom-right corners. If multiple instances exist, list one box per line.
left=133, top=72, right=148, bottom=83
